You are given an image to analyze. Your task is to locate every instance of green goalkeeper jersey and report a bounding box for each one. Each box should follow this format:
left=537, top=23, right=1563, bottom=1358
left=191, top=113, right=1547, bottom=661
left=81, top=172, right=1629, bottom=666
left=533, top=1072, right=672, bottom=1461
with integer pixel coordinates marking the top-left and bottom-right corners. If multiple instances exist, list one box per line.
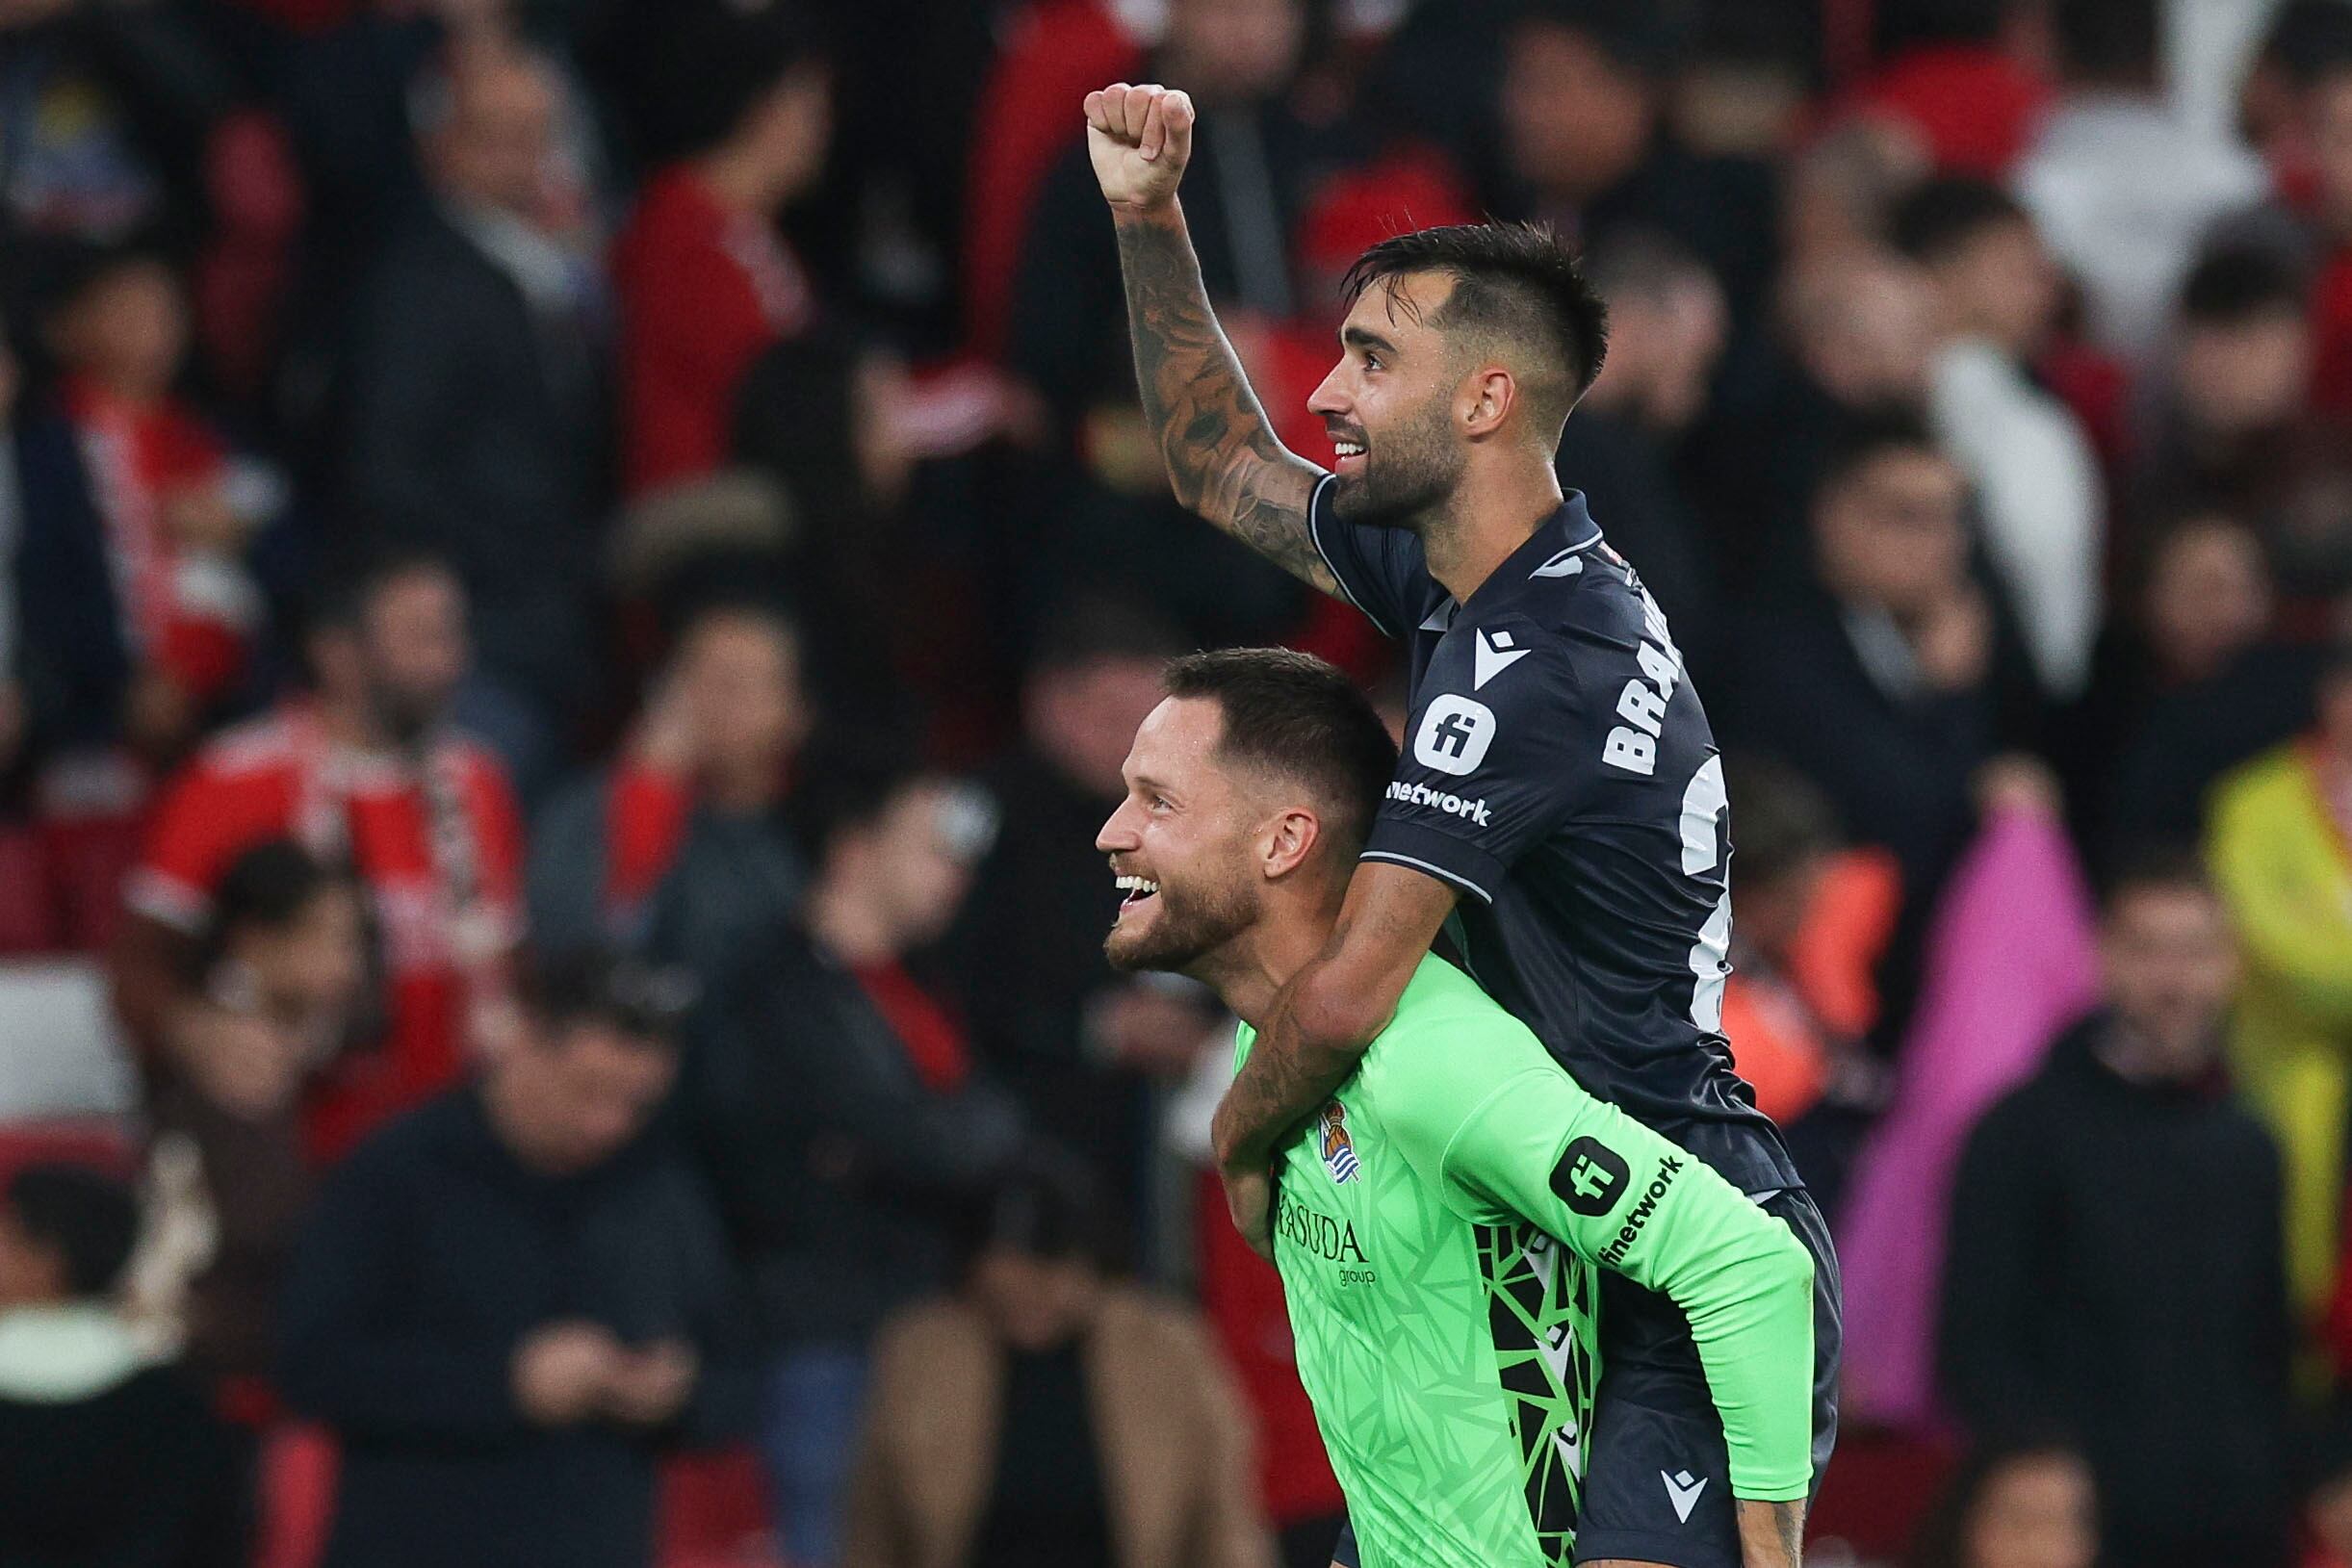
left=1237, top=954, right=1815, bottom=1568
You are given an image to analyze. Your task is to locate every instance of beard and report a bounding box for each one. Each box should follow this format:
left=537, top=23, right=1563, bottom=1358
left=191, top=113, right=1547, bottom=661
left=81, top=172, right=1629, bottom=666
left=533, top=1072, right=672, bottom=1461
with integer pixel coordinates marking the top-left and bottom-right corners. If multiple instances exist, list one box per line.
left=370, top=680, right=452, bottom=751
left=1102, top=873, right=1257, bottom=976
left=1327, top=390, right=1466, bottom=530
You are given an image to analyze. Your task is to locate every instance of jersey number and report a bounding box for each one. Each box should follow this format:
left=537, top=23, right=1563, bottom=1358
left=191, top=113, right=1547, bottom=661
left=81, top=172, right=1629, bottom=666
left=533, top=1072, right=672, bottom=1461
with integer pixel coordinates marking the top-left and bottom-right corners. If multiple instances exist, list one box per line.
left=1677, top=757, right=1732, bottom=1033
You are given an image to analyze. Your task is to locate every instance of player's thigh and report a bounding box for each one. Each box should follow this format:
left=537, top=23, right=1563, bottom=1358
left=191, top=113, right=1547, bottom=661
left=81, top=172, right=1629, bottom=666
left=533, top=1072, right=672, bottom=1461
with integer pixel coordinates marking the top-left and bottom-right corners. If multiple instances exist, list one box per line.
left=1575, top=1189, right=1841, bottom=1568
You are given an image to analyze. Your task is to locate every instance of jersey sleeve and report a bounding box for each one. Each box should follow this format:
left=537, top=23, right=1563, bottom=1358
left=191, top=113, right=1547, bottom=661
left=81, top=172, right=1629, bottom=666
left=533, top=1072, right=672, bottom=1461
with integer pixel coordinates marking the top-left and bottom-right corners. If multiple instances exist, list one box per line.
left=1360, top=632, right=1593, bottom=904
left=1377, top=1005, right=1817, bottom=1501
left=1305, top=473, right=1430, bottom=641
left=124, top=761, right=273, bottom=933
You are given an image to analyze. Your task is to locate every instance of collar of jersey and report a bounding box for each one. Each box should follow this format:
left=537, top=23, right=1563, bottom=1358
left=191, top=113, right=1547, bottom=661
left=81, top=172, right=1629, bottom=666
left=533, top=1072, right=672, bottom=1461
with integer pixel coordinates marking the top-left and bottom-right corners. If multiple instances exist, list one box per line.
left=1416, top=492, right=1603, bottom=632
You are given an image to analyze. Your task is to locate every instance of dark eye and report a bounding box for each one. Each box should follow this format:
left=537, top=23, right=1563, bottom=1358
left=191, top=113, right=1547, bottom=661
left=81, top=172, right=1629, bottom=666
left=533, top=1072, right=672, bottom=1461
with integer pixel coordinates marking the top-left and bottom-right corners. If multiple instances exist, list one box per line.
left=1362, top=352, right=1383, bottom=372
left=1150, top=794, right=1172, bottom=811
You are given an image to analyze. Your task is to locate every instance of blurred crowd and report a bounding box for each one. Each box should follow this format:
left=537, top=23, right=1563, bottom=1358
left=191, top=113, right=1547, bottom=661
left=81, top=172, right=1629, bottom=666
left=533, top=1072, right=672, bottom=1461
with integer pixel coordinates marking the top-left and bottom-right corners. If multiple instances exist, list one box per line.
left=2, top=0, right=2352, bottom=1564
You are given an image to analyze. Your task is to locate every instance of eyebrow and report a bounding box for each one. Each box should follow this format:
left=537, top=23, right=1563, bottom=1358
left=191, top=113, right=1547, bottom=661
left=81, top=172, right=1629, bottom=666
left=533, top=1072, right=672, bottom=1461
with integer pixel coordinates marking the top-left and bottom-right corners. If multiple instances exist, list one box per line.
left=1341, top=325, right=1400, bottom=358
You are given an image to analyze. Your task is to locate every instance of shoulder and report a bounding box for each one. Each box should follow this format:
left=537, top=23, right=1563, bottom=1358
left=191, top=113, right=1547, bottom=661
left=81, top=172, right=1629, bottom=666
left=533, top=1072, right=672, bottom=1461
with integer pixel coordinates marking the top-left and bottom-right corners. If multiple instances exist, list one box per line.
left=329, top=1092, right=471, bottom=1193
left=2211, top=744, right=2309, bottom=817
left=870, top=1298, right=992, bottom=1372
left=193, top=709, right=307, bottom=784
left=1363, top=959, right=1554, bottom=1110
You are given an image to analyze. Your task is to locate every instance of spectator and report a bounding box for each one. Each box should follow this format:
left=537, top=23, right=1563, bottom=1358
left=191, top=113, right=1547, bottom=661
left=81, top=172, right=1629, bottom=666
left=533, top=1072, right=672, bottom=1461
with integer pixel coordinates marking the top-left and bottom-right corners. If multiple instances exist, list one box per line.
left=842, top=1156, right=1275, bottom=1568
left=1907, top=1435, right=2099, bottom=1568
left=131, top=840, right=367, bottom=1394
left=278, top=947, right=753, bottom=1568
left=0, top=1, right=227, bottom=270
left=46, top=246, right=266, bottom=740
left=1893, top=177, right=2105, bottom=698
left=1719, top=754, right=1889, bottom=1216
left=1557, top=226, right=1725, bottom=637
left=341, top=39, right=611, bottom=778
left=1719, top=411, right=2034, bottom=957
left=2206, top=642, right=2352, bottom=1322
left=938, top=601, right=1222, bottom=1225
left=610, top=6, right=829, bottom=497
left=2077, top=513, right=2310, bottom=860
left=685, top=736, right=1021, bottom=1568
left=1781, top=119, right=1935, bottom=269
left=1940, top=854, right=2293, bottom=1568
left=113, top=551, right=524, bottom=1165
left=2130, top=244, right=2324, bottom=536
left=2311, top=1419, right=2352, bottom=1568
left=530, top=598, right=811, bottom=979
left=1695, top=245, right=1936, bottom=584
left=0, top=1163, right=242, bottom=1568
left=1845, top=0, right=2053, bottom=179
left=1009, top=0, right=1332, bottom=428
left=2013, top=0, right=2270, bottom=364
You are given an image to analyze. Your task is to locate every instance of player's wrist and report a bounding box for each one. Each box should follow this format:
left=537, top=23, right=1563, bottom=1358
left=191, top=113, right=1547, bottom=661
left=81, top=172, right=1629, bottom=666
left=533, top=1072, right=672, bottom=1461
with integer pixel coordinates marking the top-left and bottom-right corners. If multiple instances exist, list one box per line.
left=1109, top=195, right=1185, bottom=225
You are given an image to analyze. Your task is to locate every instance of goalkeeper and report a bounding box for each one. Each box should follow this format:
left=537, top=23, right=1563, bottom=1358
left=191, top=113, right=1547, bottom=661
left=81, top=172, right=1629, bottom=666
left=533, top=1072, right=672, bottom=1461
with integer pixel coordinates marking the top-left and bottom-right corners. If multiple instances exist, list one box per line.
left=1097, top=648, right=1815, bottom=1568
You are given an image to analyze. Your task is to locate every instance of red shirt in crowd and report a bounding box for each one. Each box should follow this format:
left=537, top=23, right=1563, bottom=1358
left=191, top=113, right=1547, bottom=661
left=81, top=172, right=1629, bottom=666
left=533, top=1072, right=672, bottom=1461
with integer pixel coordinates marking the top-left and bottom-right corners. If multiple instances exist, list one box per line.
left=63, top=373, right=258, bottom=703
left=611, top=167, right=814, bottom=497
left=126, top=703, right=525, bottom=1163
left=1844, top=44, right=2051, bottom=178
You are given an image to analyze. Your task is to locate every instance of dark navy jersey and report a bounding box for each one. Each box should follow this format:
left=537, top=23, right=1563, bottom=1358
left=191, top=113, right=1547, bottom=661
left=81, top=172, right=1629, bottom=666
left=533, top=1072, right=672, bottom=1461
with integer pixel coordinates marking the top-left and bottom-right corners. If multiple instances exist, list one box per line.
left=1308, top=476, right=1800, bottom=1195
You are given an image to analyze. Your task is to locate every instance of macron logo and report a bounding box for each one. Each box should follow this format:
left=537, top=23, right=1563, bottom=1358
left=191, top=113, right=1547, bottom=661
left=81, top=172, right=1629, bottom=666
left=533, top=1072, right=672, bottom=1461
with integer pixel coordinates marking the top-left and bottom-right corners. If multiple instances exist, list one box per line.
left=1386, top=779, right=1490, bottom=825
left=1663, top=1470, right=1708, bottom=1524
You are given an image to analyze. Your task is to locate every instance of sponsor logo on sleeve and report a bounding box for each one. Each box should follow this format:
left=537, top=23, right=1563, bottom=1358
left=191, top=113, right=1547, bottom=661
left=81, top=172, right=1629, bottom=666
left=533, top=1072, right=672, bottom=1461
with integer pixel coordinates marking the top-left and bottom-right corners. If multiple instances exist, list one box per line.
left=1384, top=779, right=1491, bottom=825
left=1552, top=1137, right=1630, bottom=1216
left=1593, top=1155, right=1688, bottom=1266
left=1412, top=694, right=1497, bottom=777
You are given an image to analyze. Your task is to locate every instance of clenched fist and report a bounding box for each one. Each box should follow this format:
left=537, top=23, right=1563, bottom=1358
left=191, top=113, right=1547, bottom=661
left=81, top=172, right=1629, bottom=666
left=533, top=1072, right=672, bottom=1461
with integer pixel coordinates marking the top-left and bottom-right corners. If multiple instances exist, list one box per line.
left=1085, top=83, right=1194, bottom=211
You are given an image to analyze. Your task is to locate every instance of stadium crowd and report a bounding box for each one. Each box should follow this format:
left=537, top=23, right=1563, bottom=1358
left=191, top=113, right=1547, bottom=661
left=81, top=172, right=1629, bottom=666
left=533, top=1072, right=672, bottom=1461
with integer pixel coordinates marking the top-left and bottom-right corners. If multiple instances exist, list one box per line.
left=0, top=0, right=2350, bottom=1563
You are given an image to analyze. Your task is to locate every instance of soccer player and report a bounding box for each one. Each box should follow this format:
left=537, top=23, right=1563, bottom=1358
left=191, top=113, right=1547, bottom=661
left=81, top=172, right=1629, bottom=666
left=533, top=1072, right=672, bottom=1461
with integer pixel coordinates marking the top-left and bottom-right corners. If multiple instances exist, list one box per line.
left=1096, top=649, right=1817, bottom=1568
left=1084, top=83, right=1837, bottom=1568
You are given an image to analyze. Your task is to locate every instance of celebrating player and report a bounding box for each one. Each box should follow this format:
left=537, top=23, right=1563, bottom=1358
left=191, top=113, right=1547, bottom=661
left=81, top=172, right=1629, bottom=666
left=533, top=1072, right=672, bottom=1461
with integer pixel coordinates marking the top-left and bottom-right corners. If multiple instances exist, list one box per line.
left=1097, top=649, right=1817, bottom=1568
left=1085, top=82, right=1837, bottom=1568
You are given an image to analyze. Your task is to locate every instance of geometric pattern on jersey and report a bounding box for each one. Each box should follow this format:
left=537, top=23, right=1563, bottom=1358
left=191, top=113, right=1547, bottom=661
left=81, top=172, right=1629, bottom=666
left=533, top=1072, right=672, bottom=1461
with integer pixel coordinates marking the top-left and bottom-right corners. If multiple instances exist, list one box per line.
left=1476, top=1221, right=1599, bottom=1566
left=1269, top=1077, right=1602, bottom=1568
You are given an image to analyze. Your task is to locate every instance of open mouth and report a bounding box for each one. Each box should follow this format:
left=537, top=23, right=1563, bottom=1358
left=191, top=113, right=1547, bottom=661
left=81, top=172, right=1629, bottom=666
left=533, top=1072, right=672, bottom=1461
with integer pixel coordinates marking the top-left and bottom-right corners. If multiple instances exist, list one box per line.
left=1115, top=873, right=1160, bottom=913
left=1331, top=436, right=1367, bottom=473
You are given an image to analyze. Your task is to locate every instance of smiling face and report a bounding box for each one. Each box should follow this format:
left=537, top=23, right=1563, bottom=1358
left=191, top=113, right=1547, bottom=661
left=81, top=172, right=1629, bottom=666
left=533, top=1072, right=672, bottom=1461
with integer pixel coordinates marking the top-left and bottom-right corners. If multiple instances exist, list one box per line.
left=1095, top=696, right=1266, bottom=975
left=1307, top=271, right=1474, bottom=528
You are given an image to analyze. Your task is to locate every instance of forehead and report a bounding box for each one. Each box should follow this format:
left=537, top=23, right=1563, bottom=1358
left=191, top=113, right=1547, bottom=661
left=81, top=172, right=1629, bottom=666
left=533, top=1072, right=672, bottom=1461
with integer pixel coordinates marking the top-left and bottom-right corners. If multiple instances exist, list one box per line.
left=1342, top=270, right=1458, bottom=344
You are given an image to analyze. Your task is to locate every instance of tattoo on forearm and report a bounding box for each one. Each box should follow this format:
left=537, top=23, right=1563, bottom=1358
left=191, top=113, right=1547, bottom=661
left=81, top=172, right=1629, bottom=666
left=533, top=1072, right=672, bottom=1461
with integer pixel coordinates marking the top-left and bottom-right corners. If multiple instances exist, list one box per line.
left=1114, top=208, right=1331, bottom=593
left=1734, top=1499, right=1806, bottom=1568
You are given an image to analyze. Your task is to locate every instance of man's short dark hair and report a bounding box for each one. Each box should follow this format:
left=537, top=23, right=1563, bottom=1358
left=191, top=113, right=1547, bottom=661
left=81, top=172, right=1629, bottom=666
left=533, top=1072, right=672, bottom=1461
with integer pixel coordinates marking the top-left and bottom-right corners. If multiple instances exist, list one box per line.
left=2098, top=845, right=2217, bottom=916
left=1722, top=755, right=1839, bottom=887
left=306, top=546, right=456, bottom=638
left=1890, top=177, right=2032, bottom=265
left=1160, top=648, right=1399, bottom=859
left=1342, top=222, right=1613, bottom=424
left=1027, top=594, right=1190, bottom=680
left=196, top=839, right=357, bottom=982
left=786, top=728, right=927, bottom=862
left=2181, top=244, right=2310, bottom=326
left=2053, top=0, right=2159, bottom=84
left=6, top=1164, right=139, bottom=1299
left=1512, top=0, right=1676, bottom=76
left=2261, top=0, right=2352, bottom=90
left=520, top=947, right=695, bottom=1045
left=643, top=4, right=826, bottom=161
left=1815, top=405, right=1942, bottom=499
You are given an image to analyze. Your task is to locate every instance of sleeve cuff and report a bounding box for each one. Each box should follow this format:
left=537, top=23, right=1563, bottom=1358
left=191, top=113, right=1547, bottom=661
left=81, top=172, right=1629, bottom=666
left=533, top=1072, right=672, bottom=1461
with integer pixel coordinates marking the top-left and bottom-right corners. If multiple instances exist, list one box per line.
left=1307, top=474, right=1395, bottom=638
left=1360, top=818, right=1506, bottom=906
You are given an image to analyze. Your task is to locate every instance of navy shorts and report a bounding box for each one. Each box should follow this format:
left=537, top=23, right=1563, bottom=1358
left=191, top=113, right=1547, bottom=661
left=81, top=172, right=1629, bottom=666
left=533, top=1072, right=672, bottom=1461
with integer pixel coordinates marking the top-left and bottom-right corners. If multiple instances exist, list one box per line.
left=1331, top=1188, right=1841, bottom=1568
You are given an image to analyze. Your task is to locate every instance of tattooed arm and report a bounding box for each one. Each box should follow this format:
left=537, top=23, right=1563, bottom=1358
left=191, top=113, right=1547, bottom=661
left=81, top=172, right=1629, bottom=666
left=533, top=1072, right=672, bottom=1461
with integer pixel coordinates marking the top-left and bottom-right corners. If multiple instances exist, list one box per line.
left=1084, top=82, right=1334, bottom=594
left=1736, top=1499, right=1806, bottom=1568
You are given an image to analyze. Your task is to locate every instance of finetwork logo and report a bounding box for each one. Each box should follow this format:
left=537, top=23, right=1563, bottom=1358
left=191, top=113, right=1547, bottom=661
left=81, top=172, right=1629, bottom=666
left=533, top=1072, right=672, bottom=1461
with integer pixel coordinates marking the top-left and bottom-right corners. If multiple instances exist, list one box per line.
left=1386, top=779, right=1490, bottom=825
left=1595, top=1155, right=1687, bottom=1267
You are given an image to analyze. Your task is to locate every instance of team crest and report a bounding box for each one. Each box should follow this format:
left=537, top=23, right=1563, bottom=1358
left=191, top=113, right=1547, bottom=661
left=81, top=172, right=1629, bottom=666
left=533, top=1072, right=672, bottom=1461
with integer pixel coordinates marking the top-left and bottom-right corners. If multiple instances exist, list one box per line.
left=1319, top=1100, right=1360, bottom=1184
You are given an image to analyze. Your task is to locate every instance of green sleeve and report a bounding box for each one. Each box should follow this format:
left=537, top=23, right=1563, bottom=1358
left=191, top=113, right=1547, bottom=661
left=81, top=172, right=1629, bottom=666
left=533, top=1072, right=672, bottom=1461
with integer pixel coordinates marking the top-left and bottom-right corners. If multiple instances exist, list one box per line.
left=1374, top=1007, right=1817, bottom=1501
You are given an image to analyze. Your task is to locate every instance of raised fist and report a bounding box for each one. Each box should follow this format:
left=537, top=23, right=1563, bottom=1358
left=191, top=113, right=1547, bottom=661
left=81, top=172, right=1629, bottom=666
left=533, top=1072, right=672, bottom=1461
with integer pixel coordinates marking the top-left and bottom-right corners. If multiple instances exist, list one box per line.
left=1085, top=83, right=1194, bottom=211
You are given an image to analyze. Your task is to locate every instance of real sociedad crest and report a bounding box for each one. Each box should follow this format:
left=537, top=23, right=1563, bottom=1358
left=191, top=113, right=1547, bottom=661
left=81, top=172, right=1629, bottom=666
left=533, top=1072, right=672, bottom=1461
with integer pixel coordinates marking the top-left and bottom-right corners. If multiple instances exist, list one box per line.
left=1319, top=1100, right=1360, bottom=1185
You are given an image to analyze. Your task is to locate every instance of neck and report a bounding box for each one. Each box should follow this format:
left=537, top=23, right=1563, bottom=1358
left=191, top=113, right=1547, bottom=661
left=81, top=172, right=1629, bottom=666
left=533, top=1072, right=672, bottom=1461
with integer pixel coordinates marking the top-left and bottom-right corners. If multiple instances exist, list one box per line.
left=1419, top=456, right=1564, bottom=604
left=316, top=692, right=389, bottom=753
left=692, top=144, right=779, bottom=215
left=702, top=754, right=781, bottom=815
left=807, top=874, right=895, bottom=965
left=2093, top=1015, right=2206, bottom=1087
left=1191, top=888, right=1347, bottom=1029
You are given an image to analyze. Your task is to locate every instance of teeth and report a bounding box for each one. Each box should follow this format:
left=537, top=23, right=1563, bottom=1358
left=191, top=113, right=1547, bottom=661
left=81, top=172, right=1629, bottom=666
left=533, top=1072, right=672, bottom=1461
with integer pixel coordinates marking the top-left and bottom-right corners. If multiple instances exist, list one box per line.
left=1333, top=441, right=1364, bottom=457
left=1115, top=875, right=1160, bottom=895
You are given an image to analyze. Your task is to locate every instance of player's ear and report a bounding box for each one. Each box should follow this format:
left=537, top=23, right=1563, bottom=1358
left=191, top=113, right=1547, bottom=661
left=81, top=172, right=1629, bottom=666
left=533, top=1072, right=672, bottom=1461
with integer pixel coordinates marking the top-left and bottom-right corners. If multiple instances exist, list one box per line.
left=1459, top=364, right=1514, bottom=442
left=1261, top=807, right=1321, bottom=880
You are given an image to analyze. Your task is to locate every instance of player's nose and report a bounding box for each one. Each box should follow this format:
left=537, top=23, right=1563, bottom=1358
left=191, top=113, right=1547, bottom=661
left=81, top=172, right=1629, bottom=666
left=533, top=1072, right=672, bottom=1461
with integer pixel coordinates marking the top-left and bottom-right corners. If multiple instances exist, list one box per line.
left=1306, top=364, right=1349, bottom=417
left=1096, top=802, right=1141, bottom=853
